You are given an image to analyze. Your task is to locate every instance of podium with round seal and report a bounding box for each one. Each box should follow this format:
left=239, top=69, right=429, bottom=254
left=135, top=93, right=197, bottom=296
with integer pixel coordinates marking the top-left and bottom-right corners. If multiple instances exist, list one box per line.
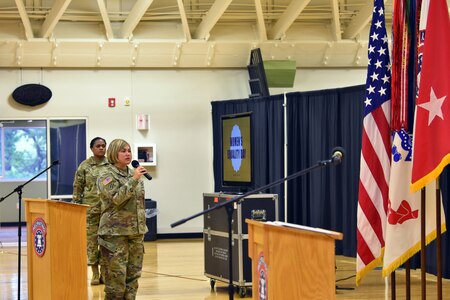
left=25, top=198, right=88, bottom=300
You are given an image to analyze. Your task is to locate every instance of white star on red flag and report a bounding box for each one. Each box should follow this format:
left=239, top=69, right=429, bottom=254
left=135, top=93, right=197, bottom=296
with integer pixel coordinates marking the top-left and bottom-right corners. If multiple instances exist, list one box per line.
left=418, top=87, right=446, bottom=125
left=411, top=0, right=450, bottom=192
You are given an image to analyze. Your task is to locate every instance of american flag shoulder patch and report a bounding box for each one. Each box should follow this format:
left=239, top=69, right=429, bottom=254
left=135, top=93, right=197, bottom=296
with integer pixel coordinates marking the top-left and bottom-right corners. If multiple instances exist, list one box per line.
left=102, top=177, right=113, bottom=186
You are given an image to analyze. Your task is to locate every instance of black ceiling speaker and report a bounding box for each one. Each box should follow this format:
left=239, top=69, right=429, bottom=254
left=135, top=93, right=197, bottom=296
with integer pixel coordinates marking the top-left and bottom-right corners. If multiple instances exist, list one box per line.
left=12, top=84, right=52, bottom=106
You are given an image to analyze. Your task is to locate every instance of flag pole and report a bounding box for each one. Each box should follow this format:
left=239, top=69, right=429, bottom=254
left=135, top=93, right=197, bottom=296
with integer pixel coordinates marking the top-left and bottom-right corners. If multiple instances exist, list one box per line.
left=436, top=178, right=442, bottom=300
left=405, top=260, right=411, bottom=299
left=391, top=272, right=396, bottom=299
left=421, top=188, right=426, bottom=300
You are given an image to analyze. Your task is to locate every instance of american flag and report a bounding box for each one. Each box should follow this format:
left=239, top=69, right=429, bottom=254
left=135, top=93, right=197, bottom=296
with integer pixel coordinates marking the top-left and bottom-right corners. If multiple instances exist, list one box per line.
left=356, top=0, right=392, bottom=285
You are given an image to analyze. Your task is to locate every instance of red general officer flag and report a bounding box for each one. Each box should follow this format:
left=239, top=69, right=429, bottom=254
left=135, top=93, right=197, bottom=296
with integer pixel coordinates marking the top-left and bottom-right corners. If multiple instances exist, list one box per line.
left=411, top=0, right=450, bottom=193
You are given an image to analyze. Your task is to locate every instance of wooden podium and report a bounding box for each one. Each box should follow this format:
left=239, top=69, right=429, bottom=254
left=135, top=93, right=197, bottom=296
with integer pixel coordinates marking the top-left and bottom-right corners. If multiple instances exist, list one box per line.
left=247, top=220, right=343, bottom=299
left=24, top=198, right=88, bottom=300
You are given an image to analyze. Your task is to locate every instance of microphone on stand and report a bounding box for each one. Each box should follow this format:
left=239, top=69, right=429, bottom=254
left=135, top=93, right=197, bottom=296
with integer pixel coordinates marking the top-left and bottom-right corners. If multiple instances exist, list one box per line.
left=320, top=147, right=345, bottom=166
left=131, top=160, right=152, bottom=180
left=330, top=147, right=345, bottom=165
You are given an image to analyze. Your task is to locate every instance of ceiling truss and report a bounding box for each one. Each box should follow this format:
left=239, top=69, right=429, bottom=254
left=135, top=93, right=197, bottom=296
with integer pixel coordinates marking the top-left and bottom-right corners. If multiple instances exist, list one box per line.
left=0, top=0, right=397, bottom=68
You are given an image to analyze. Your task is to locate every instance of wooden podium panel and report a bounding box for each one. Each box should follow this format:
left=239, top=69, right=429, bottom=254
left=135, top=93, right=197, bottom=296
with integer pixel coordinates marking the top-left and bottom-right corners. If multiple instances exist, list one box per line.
left=25, top=198, right=88, bottom=300
left=247, top=220, right=343, bottom=300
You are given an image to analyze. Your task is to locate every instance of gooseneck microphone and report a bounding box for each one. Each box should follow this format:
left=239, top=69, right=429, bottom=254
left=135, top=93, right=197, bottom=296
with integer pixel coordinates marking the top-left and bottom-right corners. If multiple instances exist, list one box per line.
left=131, top=160, right=152, bottom=180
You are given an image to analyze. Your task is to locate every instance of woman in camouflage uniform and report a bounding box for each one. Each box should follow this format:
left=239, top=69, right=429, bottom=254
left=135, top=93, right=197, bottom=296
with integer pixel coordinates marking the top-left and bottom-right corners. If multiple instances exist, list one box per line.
left=97, top=139, right=148, bottom=299
left=72, top=137, right=109, bottom=285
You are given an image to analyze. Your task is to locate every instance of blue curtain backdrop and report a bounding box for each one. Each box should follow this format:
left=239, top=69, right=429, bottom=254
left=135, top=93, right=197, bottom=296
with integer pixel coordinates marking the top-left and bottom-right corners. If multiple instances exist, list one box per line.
left=211, top=95, right=285, bottom=220
left=412, top=170, right=450, bottom=277
left=437, top=171, right=450, bottom=277
left=286, top=85, right=365, bottom=257
left=212, top=84, right=450, bottom=278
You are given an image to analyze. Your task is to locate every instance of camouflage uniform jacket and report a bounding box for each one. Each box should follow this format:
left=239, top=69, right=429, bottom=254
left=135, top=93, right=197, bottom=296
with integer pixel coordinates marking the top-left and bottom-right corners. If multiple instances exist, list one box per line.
left=97, top=164, right=148, bottom=236
left=72, top=156, right=109, bottom=213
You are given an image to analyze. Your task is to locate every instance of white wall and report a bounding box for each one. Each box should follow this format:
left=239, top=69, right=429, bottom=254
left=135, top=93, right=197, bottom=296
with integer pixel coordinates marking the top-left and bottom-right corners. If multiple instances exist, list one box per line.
left=0, top=67, right=366, bottom=234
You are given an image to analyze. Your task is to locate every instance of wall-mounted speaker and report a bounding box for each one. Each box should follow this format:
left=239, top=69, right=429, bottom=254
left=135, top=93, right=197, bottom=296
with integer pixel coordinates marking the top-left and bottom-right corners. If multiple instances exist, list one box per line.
left=264, top=60, right=296, bottom=88
left=12, top=84, right=52, bottom=106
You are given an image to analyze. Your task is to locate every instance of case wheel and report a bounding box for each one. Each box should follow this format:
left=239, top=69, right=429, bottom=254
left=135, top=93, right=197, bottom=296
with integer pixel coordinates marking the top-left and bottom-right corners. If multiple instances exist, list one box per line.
left=238, top=286, right=246, bottom=297
left=210, top=279, right=216, bottom=290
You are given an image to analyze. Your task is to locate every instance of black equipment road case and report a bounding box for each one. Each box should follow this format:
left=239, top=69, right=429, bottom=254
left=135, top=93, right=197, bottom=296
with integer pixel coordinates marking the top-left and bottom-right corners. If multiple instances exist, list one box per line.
left=144, top=199, right=157, bottom=241
left=203, top=193, right=278, bottom=297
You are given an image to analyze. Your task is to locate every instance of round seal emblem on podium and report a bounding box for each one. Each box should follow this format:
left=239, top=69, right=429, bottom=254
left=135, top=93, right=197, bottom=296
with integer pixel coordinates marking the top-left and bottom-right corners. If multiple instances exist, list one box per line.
left=32, top=217, right=47, bottom=257
left=257, top=252, right=268, bottom=300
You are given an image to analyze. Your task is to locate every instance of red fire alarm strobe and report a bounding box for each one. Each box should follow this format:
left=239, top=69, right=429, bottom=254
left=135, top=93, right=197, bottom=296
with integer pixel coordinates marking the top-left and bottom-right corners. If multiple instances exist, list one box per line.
left=108, top=98, right=116, bottom=107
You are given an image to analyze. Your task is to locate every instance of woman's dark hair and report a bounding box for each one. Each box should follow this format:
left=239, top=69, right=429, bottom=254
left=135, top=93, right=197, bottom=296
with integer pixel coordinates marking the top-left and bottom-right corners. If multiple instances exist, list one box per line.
left=90, top=137, right=107, bottom=148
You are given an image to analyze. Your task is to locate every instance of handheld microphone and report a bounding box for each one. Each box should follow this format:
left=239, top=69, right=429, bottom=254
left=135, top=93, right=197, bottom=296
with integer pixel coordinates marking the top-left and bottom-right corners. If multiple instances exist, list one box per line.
left=330, top=147, right=345, bottom=165
left=131, top=160, right=152, bottom=180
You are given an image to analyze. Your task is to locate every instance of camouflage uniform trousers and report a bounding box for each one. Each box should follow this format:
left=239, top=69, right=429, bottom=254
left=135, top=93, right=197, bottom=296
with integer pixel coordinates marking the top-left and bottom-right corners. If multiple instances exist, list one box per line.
left=87, top=210, right=101, bottom=266
left=99, top=234, right=145, bottom=300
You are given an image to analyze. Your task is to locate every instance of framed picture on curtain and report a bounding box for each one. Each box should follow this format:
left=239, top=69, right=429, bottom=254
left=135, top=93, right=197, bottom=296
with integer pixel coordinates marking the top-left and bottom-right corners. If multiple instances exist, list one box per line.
left=134, top=144, right=156, bottom=166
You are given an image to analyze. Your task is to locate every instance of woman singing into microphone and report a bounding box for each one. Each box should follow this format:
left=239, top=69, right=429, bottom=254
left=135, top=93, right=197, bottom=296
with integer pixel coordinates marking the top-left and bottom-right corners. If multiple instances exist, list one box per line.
left=96, top=138, right=149, bottom=299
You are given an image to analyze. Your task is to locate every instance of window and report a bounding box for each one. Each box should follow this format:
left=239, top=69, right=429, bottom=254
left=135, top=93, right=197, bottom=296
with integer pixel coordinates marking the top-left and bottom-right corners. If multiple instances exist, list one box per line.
left=0, top=120, right=47, bottom=181
left=0, top=118, right=86, bottom=198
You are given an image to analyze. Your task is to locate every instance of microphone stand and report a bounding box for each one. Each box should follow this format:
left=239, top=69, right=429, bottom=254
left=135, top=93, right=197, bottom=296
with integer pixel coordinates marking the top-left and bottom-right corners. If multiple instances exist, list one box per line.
left=0, top=160, right=59, bottom=300
left=171, top=156, right=341, bottom=300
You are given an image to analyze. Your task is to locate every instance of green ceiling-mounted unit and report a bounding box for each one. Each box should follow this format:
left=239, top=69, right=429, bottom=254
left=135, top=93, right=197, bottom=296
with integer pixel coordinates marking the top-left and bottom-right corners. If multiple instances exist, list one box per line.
left=264, top=60, right=296, bottom=88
